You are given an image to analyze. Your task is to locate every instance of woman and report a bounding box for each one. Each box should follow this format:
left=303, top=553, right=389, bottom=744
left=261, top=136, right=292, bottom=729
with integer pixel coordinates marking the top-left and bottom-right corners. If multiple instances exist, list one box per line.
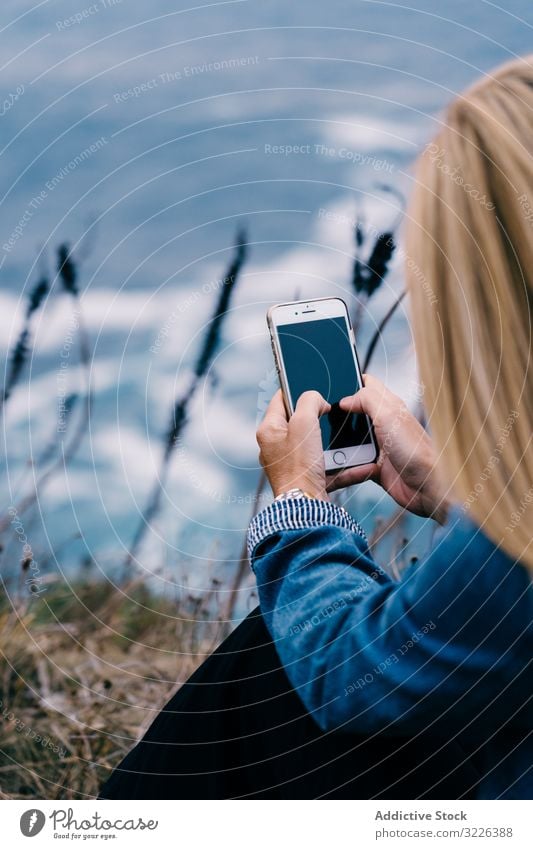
left=101, top=55, right=533, bottom=800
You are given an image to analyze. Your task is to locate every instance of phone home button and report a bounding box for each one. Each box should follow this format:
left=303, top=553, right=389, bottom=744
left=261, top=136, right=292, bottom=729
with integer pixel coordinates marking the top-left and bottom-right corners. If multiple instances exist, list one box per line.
left=333, top=450, right=347, bottom=466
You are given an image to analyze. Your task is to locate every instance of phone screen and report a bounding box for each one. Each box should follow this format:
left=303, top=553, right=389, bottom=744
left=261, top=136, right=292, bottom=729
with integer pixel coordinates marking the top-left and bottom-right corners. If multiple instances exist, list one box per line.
left=276, top=315, right=372, bottom=450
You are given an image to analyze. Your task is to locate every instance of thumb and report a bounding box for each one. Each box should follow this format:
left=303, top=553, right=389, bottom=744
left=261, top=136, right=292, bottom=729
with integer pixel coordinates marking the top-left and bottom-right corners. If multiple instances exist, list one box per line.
left=293, top=390, right=331, bottom=420
left=339, top=387, right=368, bottom=416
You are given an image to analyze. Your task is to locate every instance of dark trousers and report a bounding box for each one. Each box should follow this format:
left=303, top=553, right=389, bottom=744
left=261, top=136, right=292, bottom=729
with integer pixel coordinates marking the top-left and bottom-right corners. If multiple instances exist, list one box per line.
left=100, top=607, right=479, bottom=799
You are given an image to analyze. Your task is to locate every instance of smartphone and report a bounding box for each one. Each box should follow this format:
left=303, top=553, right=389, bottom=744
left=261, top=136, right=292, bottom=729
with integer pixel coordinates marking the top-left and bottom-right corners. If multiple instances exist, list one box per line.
left=267, top=296, right=378, bottom=472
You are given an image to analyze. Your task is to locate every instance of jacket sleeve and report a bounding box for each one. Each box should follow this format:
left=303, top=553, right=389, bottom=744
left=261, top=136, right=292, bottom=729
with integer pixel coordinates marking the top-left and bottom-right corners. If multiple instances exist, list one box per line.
left=247, top=497, right=533, bottom=737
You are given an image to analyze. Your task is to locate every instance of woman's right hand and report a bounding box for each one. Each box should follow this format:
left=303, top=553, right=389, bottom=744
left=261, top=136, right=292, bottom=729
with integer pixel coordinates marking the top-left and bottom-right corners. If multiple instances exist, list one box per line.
left=326, top=374, right=451, bottom=524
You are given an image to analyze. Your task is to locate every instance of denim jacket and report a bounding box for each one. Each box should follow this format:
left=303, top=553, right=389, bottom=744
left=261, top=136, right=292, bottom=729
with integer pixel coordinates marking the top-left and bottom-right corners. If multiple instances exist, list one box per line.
left=247, top=497, right=533, bottom=799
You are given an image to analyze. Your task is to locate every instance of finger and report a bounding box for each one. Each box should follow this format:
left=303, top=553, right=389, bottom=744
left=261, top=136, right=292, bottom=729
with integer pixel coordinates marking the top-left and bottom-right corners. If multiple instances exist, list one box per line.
left=293, top=389, right=331, bottom=420
left=326, top=463, right=378, bottom=491
left=339, top=373, right=394, bottom=418
left=348, top=373, right=402, bottom=406
left=324, top=468, right=348, bottom=491
left=338, top=386, right=370, bottom=416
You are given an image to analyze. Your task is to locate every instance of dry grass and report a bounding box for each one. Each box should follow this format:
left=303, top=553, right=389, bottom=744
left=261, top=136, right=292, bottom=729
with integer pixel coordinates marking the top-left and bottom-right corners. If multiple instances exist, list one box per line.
left=0, top=577, right=224, bottom=799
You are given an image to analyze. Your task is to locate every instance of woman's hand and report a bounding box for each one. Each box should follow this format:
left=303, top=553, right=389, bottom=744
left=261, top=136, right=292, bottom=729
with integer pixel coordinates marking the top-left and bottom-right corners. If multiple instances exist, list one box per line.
left=326, top=374, right=450, bottom=523
left=256, top=389, right=331, bottom=501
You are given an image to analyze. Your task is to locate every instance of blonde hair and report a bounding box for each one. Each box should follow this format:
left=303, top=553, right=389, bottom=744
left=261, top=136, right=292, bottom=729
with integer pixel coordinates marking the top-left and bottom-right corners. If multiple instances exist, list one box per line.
left=406, top=55, right=533, bottom=572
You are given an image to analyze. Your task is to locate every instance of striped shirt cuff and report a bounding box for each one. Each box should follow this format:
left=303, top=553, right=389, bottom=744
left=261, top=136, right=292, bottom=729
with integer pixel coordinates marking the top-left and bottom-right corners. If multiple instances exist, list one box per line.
left=246, top=496, right=368, bottom=562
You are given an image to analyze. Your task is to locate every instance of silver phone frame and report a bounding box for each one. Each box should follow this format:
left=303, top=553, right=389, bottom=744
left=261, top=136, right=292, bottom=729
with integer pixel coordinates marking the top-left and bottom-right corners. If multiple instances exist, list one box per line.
left=267, top=296, right=378, bottom=472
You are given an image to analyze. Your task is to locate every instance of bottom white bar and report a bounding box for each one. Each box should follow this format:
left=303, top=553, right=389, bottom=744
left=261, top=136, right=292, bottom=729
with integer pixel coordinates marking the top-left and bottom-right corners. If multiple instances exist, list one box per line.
left=2, top=799, right=531, bottom=848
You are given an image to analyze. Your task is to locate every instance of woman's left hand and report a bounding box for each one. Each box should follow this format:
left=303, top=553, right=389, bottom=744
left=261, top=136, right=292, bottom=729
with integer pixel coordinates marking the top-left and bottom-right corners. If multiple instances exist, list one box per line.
left=256, top=389, right=331, bottom=500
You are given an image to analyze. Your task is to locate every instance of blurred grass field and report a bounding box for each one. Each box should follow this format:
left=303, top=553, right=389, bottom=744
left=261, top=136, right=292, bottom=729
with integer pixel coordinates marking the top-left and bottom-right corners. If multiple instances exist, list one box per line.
left=0, top=578, right=221, bottom=799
